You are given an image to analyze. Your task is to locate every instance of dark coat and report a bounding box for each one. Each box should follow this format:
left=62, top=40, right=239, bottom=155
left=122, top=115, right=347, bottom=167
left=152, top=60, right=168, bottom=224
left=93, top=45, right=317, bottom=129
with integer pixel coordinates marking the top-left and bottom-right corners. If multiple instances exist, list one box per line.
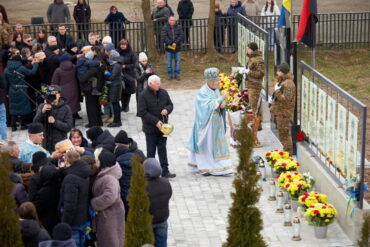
left=91, top=130, right=115, bottom=149
left=76, top=56, right=100, bottom=79
left=73, top=2, right=91, bottom=23
left=127, top=138, right=146, bottom=160
left=137, top=87, right=173, bottom=134
left=52, top=61, right=81, bottom=114
left=10, top=173, right=28, bottom=210
left=117, top=46, right=137, bottom=94
left=28, top=164, right=61, bottom=234
left=115, top=146, right=135, bottom=200
left=91, top=163, right=125, bottom=247
left=227, top=1, right=247, bottom=16
left=106, top=59, right=123, bottom=103
left=4, top=60, right=39, bottom=115
left=147, top=177, right=172, bottom=224
left=39, top=239, right=77, bottom=247
left=33, top=99, right=73, bottom=152
left=177, top=0, right=194, bottom=19
left=56, top=33, right=74, bottom=51
left=10, top=156, right=30, bottom=173
left=161, top=23, right=184, bottom=52
left=59, top=160, right=90, bottom=227
left=104, top=12, right=129, bottom=31
left=20, top=219, right=51, bottom=247
left=44, top=47, right=60, bottom=84
left=135, top=63, right=155, bottom=94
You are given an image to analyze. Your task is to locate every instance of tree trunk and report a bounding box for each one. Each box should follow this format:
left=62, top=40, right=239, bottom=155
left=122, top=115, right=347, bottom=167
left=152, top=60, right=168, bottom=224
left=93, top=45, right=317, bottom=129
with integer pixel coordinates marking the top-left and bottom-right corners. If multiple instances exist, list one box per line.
left=207, top=0, right=217, bottom=56
left=141, top=0, right=159, bottom=61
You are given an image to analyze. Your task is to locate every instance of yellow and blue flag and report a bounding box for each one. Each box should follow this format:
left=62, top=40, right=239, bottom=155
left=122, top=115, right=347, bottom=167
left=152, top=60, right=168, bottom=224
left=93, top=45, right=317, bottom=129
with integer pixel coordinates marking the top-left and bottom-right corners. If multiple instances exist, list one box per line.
left=278, top=0, right=291, bottom=28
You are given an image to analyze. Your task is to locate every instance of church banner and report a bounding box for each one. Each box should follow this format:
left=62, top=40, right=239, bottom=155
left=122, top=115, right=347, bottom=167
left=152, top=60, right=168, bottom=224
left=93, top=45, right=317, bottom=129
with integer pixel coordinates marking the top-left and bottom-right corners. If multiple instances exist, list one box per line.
left=301, top=75, right=310, bottom=134
left=335, top=103, right=347, bottom=174
left=346, top=112, right=359, bottom=179
left=325, top=95, right=336, bottom=163
left=308, top=80, right=318, bottom=143
left=317, top=88, right=327, bottom=153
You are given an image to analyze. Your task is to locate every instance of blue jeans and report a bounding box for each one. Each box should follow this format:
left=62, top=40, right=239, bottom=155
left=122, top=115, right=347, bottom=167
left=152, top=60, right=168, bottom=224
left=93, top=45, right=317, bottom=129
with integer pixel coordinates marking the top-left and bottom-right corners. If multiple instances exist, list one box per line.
left=103, top=104, right=113, bottom=115
left=71, top=226, right=86, bottom=247
left=0, top=104, right=7, bottom=140
left=153, top=221, right=168, bottom=247
left=165, top=51, right=181, bottom=77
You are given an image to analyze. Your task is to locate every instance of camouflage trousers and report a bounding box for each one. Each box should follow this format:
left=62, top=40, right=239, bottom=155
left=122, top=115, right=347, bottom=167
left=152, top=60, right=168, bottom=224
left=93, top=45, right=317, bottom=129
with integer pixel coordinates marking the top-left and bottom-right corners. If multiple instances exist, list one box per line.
left=248, top=88, right=261, bottom=113
left=276, top=115, right=293, bottom=155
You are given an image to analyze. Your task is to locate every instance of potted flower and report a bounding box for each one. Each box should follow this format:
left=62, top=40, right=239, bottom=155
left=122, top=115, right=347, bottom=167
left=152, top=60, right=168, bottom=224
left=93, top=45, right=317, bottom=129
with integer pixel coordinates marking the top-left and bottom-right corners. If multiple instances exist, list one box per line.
left=284, top=179, right=312, bottom=211
left=273, top=158, right=300, bottom=174
left=264, top=150, right=290, bottom=177
left=305, top=203, right=338, bottom=238
left=298, top=192, right=328, bottom=211
left=302, top=172, right=316, bottom=189
left=277, top=171, right=304, bottom=188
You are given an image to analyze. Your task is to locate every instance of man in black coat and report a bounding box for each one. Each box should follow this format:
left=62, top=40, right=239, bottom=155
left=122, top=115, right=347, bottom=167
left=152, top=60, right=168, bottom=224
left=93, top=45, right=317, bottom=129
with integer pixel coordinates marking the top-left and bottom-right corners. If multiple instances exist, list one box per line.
left=144, top=158, right=172, bottom=246
left=59, top=151, right=90, bottom=247
left=137, top=75, right=175, bottom=178
left=44, top=36, right=60, bottom=84
left=55, top=24, right=74, bottom=52
left=4, top=141, right=31, bottom=173
left=177, top=0, right=194, bottom=44
left=161, top=16, right=183, bottom=81
left=86, top=126, right=115, bottom=151
left=33, top=85, right=73, bottom=152
left=114, top=130, right=146, bottom=160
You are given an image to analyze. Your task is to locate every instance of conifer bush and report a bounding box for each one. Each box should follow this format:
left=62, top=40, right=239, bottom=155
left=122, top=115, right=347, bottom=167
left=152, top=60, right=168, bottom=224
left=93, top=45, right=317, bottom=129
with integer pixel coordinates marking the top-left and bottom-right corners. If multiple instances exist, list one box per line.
left=125, top=155, right=154, bottom=247
left=0, top=152, right=23, bottom=247
left=223, top=118, right=267, bottom=247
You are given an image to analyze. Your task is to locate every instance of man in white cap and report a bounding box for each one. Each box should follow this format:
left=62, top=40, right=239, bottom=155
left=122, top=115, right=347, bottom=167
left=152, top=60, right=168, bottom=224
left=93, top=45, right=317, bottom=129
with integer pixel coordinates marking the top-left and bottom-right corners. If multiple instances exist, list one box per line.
left=187, top=68, right=234, bottom=176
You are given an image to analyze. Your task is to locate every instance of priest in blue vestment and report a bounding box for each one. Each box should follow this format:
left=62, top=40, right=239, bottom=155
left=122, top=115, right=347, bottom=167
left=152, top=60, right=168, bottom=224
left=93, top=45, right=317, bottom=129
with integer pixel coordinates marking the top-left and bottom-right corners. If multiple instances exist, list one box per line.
left=187, top=68, right=234, bottom=176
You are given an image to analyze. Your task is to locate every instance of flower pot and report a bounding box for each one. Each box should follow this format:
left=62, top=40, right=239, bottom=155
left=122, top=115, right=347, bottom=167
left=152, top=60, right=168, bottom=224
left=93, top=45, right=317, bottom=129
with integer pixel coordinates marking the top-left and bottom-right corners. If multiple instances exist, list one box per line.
left=314, top=225, right=328, bottom=239
left=283, top=191, right=289, bottom=203
left=291, top=199, right=299, bottom=212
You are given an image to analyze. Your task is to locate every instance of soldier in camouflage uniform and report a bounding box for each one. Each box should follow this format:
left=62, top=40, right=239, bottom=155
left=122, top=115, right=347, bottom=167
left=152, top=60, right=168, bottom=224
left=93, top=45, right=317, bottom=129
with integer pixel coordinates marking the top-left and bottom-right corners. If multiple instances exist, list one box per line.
left=270, top=62, right=296, bottom=154
left=245, top=42, right=265, bottom=113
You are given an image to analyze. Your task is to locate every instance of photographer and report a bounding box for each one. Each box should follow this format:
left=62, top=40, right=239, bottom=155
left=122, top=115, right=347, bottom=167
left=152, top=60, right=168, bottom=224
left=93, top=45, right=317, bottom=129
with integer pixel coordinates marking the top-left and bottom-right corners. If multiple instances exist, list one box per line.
left=33, top=85, right=73, bottom=152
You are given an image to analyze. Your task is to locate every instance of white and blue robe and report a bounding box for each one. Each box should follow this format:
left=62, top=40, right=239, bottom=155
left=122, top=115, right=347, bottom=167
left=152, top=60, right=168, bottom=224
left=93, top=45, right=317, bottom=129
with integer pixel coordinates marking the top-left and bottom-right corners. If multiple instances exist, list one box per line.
left=19, top=139, right=50, bottom=163
left=187, top=84, right=233, bottom=175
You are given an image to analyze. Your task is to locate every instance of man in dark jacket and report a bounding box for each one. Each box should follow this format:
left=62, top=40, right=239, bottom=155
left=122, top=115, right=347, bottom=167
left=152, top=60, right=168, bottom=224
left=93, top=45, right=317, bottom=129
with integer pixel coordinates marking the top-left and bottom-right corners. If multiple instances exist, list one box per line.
left=47, top=0, right=71, bottom=32
left=144, top=158, right=172, bottom=247
left=33, top=85, right=73, bottom=152
left=137, top=75, right=175, bottom=178
left=177, top=0, right=194, bottom=44
left=73, top=0, right=91, bottom=40
left=55, top=24, right=74, bottom=51
left=114, top=145, right=135, bottom=219
left=161, top=16, right=183, bottom=81
left=59, top=151, right=90, bottom=247
left=86, top=126, right=115, bottom=151
left=44, top=36, right=60, bottom=84
left=152, top=0, right=171, bottom=51
left=5, top=141, right=31, bottom=173
left=114, top=130, right=146, bottom=160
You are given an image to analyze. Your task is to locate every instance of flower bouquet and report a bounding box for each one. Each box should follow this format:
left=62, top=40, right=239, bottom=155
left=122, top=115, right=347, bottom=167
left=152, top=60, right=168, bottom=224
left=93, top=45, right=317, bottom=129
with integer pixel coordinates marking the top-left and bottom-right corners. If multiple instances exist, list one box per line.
left=302, top=172, right=316, bottom=188
left=284, top=178, right=312, bottom=201
left=277, top=171, right=303, bottom=188
left=264, top=150, right=290, bottom=167
left=298, top=192, right=328, bottom=211
left=273, top=158, right=300, bottom=174
left=305, top=203, right=338, bottom=226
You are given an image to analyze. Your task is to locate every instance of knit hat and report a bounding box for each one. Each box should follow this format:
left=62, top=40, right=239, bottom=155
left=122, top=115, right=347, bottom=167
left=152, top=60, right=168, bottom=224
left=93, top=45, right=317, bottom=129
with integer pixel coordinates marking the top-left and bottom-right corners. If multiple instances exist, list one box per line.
left=248, top=42, right=258, bottom=51
left=52, top=223, right=72, bottom=241
left=139, top=52, right=148, bottom=62
left=143, top=158, right=162, bottom=178
left=85, top=50, right=94, bottom=60
left=86, top=126, right=103, bottom=141
left=102, top=36, right=112, bottom=44
left=277, top=62, right=290, bottom=74
left=204, top=67, right=220, bottom=82
left=110, top=49, right=120, bottom=59
left=115, top=130, right=129, bottom=145
left=105, top=43, right=115, bottom=51
left=28, top=123, right=43, bottom=134
left=31, top=151, right=49, bottom=172
left=32, top=151, right=47, bottom=165
left=59, top=54, right=70, bottom=63
left=98, top=151, right=116, bottom=169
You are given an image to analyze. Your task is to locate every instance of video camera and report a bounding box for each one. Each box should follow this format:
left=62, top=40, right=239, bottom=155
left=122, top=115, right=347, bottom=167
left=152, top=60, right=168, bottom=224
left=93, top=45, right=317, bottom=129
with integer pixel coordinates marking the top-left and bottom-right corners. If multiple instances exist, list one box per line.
left=44, top=85, right=61, bottom=104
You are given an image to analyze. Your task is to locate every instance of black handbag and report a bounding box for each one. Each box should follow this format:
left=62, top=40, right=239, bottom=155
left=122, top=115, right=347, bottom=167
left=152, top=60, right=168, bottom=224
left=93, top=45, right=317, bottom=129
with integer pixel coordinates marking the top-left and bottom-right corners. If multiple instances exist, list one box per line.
left=121, top=73, right=136, bottom=94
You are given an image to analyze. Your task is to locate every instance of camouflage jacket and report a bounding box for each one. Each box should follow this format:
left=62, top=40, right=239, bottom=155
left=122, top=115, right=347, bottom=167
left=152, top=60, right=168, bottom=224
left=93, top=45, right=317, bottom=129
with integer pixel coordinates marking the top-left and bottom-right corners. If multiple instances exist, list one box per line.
left=246, top=50, right=265, bottom=90
left=270, top=72, right=296, bottom=118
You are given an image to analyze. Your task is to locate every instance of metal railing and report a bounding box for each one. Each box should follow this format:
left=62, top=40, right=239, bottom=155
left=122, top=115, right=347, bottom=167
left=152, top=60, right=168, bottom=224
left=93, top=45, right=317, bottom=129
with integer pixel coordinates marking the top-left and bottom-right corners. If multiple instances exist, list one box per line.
left=300, top=61, right=367, bottom=208
left=21, top=11, right=370, bottom=53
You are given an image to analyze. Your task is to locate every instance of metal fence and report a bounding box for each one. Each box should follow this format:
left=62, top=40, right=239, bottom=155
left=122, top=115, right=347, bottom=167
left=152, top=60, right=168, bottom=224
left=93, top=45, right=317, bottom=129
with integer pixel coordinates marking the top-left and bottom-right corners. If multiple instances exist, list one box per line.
left=21, top=11, right=370, bottom=53
left=300, top=61, right=367, bottom=208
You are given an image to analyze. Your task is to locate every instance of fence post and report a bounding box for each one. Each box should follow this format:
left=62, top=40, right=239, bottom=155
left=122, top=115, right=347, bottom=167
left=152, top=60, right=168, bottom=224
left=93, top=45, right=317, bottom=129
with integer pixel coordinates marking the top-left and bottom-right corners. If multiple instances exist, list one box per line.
left=359, top=106, right=367, bottom=209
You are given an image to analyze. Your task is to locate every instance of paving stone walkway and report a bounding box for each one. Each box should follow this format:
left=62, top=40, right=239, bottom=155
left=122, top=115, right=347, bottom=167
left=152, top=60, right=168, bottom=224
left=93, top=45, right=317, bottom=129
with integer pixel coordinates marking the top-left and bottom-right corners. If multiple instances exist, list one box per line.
left=7, top=89, right=355, bottom=247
